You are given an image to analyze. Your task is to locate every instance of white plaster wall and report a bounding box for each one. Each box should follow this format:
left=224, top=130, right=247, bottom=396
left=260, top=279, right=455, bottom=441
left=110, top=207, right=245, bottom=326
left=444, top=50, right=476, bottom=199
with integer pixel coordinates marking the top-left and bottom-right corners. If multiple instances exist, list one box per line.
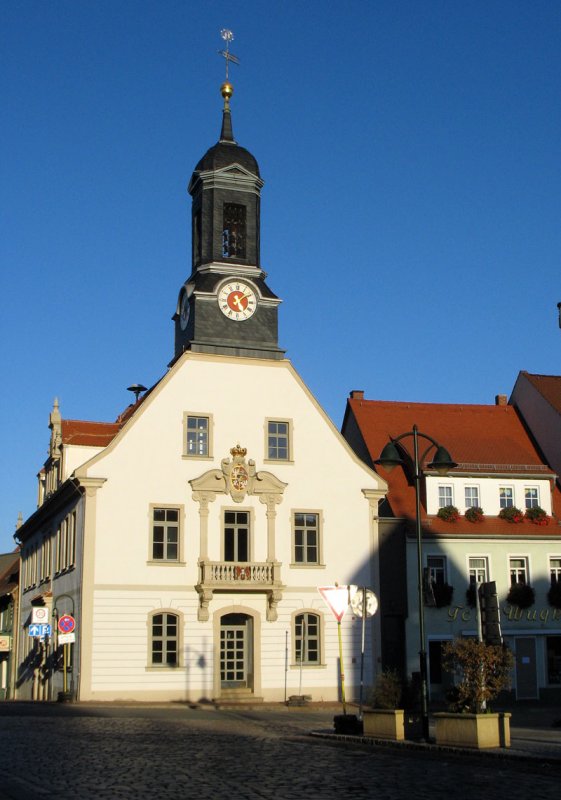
left=63, top=445, right=104, bottom=481
left=76, top=354, right=384, bottom=701
left=511, top=376, right=561, bottom=485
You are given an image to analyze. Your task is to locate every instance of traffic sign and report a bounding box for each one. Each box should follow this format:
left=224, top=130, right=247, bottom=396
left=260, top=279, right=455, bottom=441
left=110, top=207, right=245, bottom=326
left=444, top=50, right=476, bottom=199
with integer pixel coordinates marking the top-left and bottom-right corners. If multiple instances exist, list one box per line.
left=350, top=588, right=378, bottom=618
left=58, top=632, right=76, bottom=645
left=58, top=614, right=76, bottom=634
left=318, top=586, right=350, bottom=622
left=29, top=624, right=51, bottom=637
left=31, top=607, right=50, bottom=624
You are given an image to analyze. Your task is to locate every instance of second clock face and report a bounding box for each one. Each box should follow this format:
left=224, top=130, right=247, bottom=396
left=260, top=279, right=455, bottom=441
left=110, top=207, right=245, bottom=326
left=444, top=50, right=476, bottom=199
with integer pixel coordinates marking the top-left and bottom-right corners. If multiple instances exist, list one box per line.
left=218, top=281, right=257, bottom=321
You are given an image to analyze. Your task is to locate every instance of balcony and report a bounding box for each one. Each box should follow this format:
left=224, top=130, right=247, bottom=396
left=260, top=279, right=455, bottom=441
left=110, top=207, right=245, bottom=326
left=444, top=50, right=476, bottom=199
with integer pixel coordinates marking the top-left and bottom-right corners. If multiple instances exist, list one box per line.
left=196, top=560, right=283, bottom=622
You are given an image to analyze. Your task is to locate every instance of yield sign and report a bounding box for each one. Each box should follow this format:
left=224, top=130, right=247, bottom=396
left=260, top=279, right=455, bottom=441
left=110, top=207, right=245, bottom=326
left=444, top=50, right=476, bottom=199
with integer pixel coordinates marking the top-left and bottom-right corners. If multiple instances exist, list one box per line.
left=318, top=586, right=350, bottom=622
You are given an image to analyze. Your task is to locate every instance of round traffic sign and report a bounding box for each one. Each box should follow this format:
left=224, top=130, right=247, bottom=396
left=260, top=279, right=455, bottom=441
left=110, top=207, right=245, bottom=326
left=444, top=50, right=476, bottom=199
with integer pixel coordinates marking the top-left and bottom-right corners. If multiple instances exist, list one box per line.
left=58, top=614, right=76, bottom=634
left=351, top=588, right=378, bottom=618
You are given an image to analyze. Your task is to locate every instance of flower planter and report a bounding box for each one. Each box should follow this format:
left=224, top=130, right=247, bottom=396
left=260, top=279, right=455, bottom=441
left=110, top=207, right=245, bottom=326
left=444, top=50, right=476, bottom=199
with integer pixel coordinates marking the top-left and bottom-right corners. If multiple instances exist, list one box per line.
left=434, top=712, right=510, bottom=749
left=362, top=709, right=405, bottom=741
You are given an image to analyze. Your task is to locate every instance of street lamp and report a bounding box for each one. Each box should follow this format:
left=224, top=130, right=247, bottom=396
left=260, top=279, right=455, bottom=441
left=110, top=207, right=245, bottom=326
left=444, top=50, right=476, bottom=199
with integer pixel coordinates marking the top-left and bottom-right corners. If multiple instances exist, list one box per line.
left=375, top=424, right=456, bottom=742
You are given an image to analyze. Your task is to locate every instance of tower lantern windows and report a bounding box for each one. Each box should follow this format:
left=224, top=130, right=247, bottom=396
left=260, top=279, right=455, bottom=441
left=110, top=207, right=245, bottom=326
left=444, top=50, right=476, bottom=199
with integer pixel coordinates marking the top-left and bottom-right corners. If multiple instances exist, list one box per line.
left=222, top=203, right=246, bottom=258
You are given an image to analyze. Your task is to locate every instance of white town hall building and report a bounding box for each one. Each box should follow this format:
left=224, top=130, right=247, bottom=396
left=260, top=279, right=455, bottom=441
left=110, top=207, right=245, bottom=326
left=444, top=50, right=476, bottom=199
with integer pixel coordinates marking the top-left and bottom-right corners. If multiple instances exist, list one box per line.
left=15, top=78, right=386, bottom=703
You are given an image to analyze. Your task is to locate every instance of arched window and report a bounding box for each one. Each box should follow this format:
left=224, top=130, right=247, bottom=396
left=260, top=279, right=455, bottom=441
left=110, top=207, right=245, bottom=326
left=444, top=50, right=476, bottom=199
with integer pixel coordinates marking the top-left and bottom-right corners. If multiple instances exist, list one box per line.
left=150, top=612, right=179, bottom=666
left=294, top=612, right=320, bottom=665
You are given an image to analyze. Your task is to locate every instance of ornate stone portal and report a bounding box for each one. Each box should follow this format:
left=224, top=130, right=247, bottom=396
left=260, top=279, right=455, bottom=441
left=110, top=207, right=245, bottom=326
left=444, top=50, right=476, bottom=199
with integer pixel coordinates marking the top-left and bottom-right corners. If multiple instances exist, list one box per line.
left=190, top=445, right=287, bottom=621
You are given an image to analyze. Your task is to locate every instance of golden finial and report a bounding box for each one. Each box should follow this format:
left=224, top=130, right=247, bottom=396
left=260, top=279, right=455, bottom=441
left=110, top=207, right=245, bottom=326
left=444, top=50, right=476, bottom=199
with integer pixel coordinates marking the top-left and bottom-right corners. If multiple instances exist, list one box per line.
left=230, top=444, right=247, bottom=458
left=218, top=29, right=239, bottom=108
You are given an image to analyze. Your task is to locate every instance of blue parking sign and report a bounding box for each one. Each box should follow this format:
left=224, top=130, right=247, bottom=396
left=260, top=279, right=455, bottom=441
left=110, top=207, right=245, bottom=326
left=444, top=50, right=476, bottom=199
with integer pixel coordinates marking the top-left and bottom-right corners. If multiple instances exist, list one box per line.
left=29, top=623, right=52, bottom=637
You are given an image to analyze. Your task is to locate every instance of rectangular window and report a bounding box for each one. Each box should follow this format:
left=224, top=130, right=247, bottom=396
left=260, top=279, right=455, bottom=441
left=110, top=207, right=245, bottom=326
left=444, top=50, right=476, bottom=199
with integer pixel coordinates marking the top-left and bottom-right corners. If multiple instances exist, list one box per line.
left=550, top=558, right=561, bottom=585
left=293, top=513, right=320, bottom=565
left=547, top=637, right=561, bottom=685
left=151, top=612, right=178, bottom=666
left=222, top=203, right=246, bottom=258
left=438, top=486, right=453, bottom=508
left=427, top=555, right=446, bottom=586
left=468, top=556, right=488, bottom=585
left=224, top=511, right=249, bottom=562
left=266, top=420, right=290, bottom=461
left=464, top=486, right=479, bottom=509
left=185, top=415, right=210, bottom=457
left=509, top=556, right=528, bottom=585
left=525, top=487, right=539, bottom=509
left=295, top=612, right=320, bottom=664
left=152, top=508, right=179, bottom=561
left=500, top=487, right=514, bottom=509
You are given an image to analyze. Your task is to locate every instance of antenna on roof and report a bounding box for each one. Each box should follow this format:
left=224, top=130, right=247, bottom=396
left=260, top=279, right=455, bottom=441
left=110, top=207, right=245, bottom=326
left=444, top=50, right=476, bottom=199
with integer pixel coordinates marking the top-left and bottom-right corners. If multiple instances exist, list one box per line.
left=127, top=384, right=147, bottom=403
left=557, top=302, right=561, bottom=329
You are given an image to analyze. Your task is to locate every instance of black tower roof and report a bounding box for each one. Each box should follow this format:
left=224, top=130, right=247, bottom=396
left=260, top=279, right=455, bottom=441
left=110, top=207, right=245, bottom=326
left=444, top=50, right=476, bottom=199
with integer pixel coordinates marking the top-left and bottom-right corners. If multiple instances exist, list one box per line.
left=193, top=106, right=260, bottom=177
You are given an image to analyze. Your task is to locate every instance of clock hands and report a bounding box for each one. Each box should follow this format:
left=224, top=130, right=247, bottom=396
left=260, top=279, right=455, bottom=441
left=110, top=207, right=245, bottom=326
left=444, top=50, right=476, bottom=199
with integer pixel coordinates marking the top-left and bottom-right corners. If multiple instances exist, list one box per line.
left=232, top=290, right=252, bottom=311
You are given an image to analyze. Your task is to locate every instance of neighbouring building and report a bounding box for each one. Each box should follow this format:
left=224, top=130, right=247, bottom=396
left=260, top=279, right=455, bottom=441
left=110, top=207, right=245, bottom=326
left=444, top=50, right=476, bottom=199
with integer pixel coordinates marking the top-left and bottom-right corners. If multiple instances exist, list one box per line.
left=510, top=371, right=561, bottom=489
left=0, top=550, right=19, bottom=700
left=14, top=80, right=386, bottom=702
left=342, top=391, right=561, bottom=703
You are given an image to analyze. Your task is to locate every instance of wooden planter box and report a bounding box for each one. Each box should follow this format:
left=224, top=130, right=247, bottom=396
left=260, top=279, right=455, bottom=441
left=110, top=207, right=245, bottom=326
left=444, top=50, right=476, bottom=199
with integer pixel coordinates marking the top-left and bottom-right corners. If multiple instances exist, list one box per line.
left=434, top=712, right=511, bottom=749
left=363, top=709, right=405, bottom=741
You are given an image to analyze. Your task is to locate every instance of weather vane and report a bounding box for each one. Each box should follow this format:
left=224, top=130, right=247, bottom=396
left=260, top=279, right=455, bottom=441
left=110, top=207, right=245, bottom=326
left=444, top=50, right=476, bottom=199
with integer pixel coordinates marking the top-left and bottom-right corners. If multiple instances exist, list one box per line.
left=218, top=29, right=240, bottom=81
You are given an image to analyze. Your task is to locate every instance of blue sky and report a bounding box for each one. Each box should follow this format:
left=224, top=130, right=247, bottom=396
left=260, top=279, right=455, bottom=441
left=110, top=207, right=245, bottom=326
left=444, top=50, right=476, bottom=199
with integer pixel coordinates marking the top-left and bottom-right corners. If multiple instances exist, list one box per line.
left=2, top=1, right=561, bottom=551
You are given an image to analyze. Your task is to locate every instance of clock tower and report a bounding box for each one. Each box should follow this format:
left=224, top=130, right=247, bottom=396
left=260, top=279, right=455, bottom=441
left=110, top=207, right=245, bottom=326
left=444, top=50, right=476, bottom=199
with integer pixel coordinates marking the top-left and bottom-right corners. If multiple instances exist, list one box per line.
left=173, top=79, right=284, bottom=362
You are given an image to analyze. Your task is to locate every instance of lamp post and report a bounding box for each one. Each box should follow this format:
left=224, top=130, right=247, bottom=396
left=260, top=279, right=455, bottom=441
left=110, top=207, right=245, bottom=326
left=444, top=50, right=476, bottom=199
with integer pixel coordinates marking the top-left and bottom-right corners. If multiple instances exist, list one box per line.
left=375, top=424, right=456, bottom=742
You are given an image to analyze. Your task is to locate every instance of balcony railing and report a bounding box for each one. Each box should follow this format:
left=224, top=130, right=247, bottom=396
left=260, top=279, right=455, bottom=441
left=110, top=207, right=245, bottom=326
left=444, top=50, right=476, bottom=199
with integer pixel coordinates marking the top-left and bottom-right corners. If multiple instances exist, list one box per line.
left=198, top=560, right=281, bottom=588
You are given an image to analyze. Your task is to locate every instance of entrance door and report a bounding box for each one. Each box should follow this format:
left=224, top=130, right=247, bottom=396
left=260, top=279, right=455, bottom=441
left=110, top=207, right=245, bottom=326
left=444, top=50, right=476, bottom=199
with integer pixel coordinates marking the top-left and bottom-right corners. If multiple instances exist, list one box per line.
left=220, top=613, right=253, bottom=690
left=515, top=637, right=538, bottom=699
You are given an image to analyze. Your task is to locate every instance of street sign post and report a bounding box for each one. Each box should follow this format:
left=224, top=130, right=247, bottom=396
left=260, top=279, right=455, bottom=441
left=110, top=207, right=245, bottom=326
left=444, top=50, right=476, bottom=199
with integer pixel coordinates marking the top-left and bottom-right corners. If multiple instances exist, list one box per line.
left=349, top=586, right=379, bottom=719
left=318, top=585, right=351, bottom=714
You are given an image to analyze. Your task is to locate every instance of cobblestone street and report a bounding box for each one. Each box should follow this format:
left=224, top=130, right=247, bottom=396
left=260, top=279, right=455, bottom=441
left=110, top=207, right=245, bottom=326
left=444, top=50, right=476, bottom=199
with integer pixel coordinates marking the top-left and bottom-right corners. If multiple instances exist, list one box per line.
left=0, top=704, right=559, bottom=800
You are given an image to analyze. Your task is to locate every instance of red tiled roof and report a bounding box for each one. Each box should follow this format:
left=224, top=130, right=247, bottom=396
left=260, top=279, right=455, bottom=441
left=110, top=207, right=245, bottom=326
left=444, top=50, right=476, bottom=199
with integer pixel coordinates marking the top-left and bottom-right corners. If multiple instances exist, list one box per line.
left=346, top=398, right=561, bottom=536
left=521, top=372, right=561, bottom=417
left=60, top=385, right=154, bottom=447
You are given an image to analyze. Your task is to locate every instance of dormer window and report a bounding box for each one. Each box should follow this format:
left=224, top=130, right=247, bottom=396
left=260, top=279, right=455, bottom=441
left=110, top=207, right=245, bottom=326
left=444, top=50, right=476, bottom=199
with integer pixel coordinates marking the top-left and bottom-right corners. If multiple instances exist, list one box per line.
left=222, top=203, right=246, bottom=258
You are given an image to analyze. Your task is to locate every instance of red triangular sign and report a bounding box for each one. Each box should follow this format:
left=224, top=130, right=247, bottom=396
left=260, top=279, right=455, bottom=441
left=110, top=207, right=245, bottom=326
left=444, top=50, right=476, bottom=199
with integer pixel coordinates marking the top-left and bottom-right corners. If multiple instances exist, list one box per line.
left=318, top=586, right=350, bottom=622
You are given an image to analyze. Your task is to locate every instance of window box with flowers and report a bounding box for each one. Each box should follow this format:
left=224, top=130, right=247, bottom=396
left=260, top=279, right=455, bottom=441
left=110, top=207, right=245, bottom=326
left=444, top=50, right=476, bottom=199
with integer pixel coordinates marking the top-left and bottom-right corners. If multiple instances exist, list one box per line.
left=525, top=506, right=549, bottom=526
left=547, top=582, right=561, bottom=610
left=437, top=505, right=459, bottom=523
left=506, top=582, right=535, bottom=609
left=465, top=507, right=484, bottom=523
left=499, top=506, right=524, bottom=524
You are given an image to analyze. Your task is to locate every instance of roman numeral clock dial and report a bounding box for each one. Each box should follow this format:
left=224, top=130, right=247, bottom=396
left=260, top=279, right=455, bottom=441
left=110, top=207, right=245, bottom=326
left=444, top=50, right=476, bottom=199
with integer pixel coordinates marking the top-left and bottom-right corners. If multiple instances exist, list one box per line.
left=218, top=281, right=257, bottom=321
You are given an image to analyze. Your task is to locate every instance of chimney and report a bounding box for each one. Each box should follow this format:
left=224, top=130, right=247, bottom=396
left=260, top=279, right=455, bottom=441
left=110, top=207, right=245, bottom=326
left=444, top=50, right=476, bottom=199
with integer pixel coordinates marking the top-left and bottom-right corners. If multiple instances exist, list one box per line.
left=495, top=394, right=507, bottom=406
left=350, top=389, right=364, bottom=400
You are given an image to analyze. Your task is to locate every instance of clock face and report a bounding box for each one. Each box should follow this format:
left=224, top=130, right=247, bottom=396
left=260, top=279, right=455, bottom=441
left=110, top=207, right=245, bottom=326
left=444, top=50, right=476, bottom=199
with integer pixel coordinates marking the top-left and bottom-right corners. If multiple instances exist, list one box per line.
left=179, top=291, right=190, bottom=330
left=218, top=281, right=257, bottom=321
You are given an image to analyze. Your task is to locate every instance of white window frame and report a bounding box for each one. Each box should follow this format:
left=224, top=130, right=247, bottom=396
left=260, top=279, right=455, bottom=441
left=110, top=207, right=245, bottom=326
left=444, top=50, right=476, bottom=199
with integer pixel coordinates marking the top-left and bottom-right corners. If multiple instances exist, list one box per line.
left=464, top=486, right=480, bottom=509
left=524, top=487, right=540, bottom=509
left=264, top=418, right=293, bottom=462
left=500, top=487, right=514, bottom=509
left=148, top=610, right=181, bottom=668
left=438, top=485, right=453, bottom=509
left=183, top=412, right=213, bottom=459
left=550, top=556, right=561, bottom=585
left=427, top=555, right=447, bottom=585
left=509, top=555, right=529, bottom=585
left=291, top=511, right=322, bottom=566
left=468, top=555, right=489, bottom=585
left=149, top=505, right=183, bottom=563
left=292, top=610, right=324, bottom=666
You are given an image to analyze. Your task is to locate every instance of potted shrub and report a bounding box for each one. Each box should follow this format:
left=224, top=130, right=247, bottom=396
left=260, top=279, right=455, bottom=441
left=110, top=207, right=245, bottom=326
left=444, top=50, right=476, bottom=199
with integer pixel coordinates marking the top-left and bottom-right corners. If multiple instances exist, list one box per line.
left=363, top=669, right=405, bottom=741
left=547, top=582, right=561, bottom=610
left=465, top=506, right=484, bottom=523
left=432, top=582, right=454, bottom=608
left=525, top=506, right=549, bottom=525
left=434, top=639, right=514, bottom=749
left=506, top=582, right=535, bottom=609
left=498, top=506, right=524, bottom=523
left=437, top=505, right=459, bottom=523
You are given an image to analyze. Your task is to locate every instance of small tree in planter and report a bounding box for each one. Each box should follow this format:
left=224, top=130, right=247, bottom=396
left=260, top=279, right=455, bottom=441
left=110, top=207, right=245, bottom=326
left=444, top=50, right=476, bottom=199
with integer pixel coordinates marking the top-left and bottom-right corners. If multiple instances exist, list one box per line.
left=437, top=505, right=460, bottom=523
left=364, top=670, right=405, bottom=741
left=465, top=506, right=484, bottom=523
left=525, top=506, right=549, bottom=526
left=506, top=582, right=535, bottom=609
left=499, top=506, right=524, bottom=523
left=442, top=639, right=513, bottom=714
left=547, top=582, right=561, bottom=610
